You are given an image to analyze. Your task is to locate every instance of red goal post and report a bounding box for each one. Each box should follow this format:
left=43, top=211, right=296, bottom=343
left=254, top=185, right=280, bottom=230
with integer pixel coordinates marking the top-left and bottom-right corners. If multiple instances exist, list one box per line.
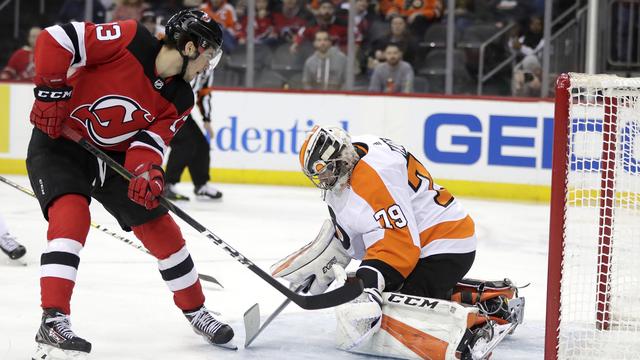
left=546, top=73, right=640, bottom=360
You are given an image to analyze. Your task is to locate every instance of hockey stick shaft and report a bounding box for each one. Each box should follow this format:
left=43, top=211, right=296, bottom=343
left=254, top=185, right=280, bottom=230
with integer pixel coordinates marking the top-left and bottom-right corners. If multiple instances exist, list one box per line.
left=61, top=127, right=363, bottom=309
left=0, top=174, right=224, bottom=287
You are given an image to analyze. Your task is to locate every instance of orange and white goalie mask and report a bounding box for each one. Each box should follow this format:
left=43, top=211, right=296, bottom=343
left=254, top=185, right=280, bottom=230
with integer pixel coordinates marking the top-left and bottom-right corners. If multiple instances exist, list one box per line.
left=299, top=126, right=359, bottom=191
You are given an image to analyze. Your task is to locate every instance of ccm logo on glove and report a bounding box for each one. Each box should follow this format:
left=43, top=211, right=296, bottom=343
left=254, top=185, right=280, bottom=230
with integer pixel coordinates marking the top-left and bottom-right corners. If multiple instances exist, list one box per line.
left=34, top=87, right=73, bottom=101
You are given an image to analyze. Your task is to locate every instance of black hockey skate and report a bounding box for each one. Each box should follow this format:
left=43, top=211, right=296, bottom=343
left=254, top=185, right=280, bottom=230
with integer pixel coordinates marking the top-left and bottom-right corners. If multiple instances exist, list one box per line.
left=194, top=183, right=223, bottom=200
left=164, top=184, right=190, bottom=201
left=184, top=306, right=235, bottom=349
left=32, top=308, right=91, bottom=360
left=0, top=232, right=26, bottom=260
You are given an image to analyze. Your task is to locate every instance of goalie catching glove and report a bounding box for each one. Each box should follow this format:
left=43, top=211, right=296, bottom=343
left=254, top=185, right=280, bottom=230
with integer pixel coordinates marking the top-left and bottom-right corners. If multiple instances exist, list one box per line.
left=335, top=266, right=386, bottom=350
left=271, top=219, right=351, bottom=295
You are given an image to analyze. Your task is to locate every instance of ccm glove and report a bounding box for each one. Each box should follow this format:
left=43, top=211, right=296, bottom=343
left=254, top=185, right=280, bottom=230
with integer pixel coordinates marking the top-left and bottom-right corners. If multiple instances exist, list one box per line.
left=30, top=86, right=73, bottom=139
left=128, top=162, right=165, bottom=210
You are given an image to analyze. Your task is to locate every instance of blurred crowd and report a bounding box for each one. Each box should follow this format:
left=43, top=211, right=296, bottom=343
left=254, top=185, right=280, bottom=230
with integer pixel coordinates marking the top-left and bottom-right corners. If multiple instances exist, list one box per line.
left=1, top=0, right=576, bottom=97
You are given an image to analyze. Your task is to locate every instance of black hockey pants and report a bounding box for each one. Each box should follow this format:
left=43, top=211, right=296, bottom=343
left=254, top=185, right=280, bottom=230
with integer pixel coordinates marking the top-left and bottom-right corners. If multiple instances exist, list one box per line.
left=165, top=115, right=211, bottom=187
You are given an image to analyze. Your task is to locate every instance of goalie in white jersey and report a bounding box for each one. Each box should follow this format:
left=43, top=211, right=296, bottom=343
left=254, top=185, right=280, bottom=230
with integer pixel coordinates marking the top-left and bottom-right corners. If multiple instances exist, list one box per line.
left=272, top=125, right=483, bottom=359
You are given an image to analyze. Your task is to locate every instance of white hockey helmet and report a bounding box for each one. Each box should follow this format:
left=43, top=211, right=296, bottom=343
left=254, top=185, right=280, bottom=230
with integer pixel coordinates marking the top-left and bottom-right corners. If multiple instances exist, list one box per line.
left=299, top=125, right=358, bottom=190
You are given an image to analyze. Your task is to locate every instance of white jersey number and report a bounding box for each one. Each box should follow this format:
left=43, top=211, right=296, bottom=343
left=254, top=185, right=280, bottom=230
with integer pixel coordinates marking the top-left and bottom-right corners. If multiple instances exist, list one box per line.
left=374, top=204, right=407, bottom=229
left=96, top=23, right=121, bottom=41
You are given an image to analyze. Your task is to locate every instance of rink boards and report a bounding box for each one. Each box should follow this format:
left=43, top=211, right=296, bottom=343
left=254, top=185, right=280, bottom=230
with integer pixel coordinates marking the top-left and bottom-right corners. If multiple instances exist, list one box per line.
left=0, top=83, right=556, bottom=201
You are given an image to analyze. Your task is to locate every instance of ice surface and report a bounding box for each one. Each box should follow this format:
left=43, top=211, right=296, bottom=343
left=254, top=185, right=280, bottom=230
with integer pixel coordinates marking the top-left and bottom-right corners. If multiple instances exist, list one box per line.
left=0, top=176, right=547, bottom=359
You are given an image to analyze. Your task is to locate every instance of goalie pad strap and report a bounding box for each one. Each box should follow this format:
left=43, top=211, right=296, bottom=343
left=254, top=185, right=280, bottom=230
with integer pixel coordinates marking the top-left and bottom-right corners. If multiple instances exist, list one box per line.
left=360, top=259, right=404, bottom=291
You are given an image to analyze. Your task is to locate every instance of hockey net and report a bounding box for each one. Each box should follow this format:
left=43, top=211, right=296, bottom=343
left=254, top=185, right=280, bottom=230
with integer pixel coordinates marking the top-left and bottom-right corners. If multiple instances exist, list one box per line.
left=546, top=73, right=640, bottom=359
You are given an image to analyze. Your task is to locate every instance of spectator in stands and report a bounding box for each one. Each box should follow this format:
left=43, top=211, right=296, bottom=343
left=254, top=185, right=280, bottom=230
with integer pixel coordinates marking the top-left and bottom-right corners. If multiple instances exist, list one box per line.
left=353, top=0, right=376, bottom=45
left=141, top=10, right=158, bottom=36
left=367, top=15, right=418, bottom=71
left=509, top=15, right=543, bottom=60
left=112, top=0, right=149, bottom=21
left=302, top=30, right=347, bottom=90
left=291, top=0, right=348, bottom=53
left=202, top=0, right=239, bottom=52
left=273, top=0, right=313, bottom=43
left=385, top=0, right=441, bottom=38
left=512, top=54, right=542, bottom=97
left=0, top=26, right=41, bottom=81
left=148, top=0, right=189, bottom=24
left=369, top=43, right=414, bottom=93
left=474, top=0, right=532, bottom=27
left=59, top=0, right=107, bottom=23
left=235, top=0, right=278, bottom=45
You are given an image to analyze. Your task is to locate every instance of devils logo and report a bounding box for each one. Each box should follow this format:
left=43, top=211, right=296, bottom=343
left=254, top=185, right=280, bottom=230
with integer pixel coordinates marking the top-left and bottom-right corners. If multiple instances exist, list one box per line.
left=70, top=95, right=154, bottom=147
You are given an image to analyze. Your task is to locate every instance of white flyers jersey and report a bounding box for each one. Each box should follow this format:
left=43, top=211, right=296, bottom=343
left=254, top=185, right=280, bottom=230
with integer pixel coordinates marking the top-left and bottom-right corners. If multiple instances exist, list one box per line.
left=325, top=135, right=477, bottom=278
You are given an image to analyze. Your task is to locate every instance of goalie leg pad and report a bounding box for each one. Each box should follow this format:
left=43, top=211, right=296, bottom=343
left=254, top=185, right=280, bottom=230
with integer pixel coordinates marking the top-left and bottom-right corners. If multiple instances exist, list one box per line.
left=337, top=292, right=479, bottom=360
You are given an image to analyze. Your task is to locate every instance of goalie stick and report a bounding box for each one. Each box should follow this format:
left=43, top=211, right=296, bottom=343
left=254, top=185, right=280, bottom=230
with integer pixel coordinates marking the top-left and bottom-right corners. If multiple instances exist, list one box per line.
left=0, top=175, right=225, bottom=288
left=61, top=127, right=364, bottom=310
left=244, top=281, right=311, bottom=348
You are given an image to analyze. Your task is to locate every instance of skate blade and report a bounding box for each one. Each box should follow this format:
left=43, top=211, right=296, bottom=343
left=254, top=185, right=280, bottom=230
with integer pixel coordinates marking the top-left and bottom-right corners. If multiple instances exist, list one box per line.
left=212, top=341, right=238, bottom=351
left=201, top=336, right=237, bottom=351
left=32, top=343, right=89, bottom=360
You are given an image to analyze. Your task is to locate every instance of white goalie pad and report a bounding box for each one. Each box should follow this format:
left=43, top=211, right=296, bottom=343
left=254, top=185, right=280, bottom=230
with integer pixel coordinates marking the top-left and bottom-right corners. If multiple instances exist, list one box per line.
left=337, top=292, right=479, bottom=360
left=271, top=219, right=351, bottom=295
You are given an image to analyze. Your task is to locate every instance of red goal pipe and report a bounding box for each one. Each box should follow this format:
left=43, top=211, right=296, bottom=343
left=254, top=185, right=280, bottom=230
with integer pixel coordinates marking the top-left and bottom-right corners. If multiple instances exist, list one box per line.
left=545, top=73, right=571, bottom=360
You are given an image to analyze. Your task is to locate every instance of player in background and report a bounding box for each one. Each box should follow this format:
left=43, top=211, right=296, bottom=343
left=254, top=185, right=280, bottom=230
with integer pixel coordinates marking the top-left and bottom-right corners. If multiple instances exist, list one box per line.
left=164, top=66, right=223, bottom=201
left=0, top=212, right=26, bottom=260
left=272, top=125, right=480, bottom=358
left=26, top=10, right=233, bottom=359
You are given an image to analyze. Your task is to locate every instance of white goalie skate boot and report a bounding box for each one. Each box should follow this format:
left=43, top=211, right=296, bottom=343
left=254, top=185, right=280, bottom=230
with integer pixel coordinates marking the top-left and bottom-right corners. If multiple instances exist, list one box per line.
left=194, top=183, right=223, bottom=200
left=184, top=306, right=235, bottom=349
left=32, top=308, right=91, bottom=360
left=0, top=232, right=26, bottom=260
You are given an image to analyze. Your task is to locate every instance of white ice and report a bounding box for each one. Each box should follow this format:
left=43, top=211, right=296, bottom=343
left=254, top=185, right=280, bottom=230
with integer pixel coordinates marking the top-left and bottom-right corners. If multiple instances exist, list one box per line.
left=0, top=176, right=547, bottom=359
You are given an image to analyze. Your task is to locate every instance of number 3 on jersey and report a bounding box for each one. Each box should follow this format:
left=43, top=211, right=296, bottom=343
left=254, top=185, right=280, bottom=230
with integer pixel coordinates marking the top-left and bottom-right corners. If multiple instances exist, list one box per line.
left=96, top=23, right=121, bottom=41
left=407, top=153, right=454, bottom=207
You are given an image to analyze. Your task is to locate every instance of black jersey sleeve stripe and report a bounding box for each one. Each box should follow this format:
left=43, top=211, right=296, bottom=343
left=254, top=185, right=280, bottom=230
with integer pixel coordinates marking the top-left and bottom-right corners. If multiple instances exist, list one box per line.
left=159, top=255, right=195, bottom=281
left=131, top=130, right=165, bottom=155
left=60, top=23, right=81, bottom=65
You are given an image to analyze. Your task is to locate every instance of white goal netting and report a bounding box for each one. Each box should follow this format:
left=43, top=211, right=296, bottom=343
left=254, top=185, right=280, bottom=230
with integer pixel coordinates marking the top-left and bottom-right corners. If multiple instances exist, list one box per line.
left=558, top=73, right=640, bottom=359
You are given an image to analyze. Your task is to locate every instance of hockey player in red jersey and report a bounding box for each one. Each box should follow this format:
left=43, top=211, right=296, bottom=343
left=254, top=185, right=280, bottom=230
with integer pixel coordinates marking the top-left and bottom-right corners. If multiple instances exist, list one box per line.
left=26, top=9, right=233, bottom=359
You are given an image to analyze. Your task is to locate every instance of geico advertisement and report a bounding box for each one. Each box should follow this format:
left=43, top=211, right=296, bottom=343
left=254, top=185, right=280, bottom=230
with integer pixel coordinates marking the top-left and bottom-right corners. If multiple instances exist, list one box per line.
left=207, top=91, right=557, bottom=185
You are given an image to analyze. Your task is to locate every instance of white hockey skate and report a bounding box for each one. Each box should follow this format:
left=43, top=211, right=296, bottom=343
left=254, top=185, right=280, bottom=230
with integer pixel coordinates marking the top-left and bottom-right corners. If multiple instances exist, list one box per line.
left=184, top=306, right=236, bottom=350
left=0, top=232, right=26, bottom=260
left=32, top=308, right=91, bottom=360
left=194, top=183, right=223, bottom=200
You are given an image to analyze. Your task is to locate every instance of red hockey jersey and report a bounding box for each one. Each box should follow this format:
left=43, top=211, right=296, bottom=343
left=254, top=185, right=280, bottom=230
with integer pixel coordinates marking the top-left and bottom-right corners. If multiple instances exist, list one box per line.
left=33, top=20, right=194, bottom=163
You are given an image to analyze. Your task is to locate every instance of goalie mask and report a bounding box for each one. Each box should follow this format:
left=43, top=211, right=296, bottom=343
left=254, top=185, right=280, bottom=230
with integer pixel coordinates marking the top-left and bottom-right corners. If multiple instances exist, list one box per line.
left=299, top=126, right=358, bottom=191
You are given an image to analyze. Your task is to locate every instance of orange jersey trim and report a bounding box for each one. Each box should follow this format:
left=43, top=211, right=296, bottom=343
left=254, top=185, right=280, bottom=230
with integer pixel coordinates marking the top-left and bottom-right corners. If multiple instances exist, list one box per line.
left=419, top=215, right=475, bottom=247
left=381, top=315, right=448, bottom=359
left=351, top=161, right=420, bottom=278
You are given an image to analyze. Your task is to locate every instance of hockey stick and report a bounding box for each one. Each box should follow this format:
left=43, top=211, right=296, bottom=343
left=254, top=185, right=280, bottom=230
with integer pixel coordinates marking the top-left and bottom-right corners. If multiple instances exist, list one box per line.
left=0, top=175, right=224, bottom=288
left=61, top=127, right=363, bottom=310
left=243, top=281, right=311, bottom=348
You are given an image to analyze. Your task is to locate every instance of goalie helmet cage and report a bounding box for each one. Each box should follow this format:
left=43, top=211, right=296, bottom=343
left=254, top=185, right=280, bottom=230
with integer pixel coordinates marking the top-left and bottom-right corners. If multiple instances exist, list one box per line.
left=545, top=73, right=640, bottom=360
